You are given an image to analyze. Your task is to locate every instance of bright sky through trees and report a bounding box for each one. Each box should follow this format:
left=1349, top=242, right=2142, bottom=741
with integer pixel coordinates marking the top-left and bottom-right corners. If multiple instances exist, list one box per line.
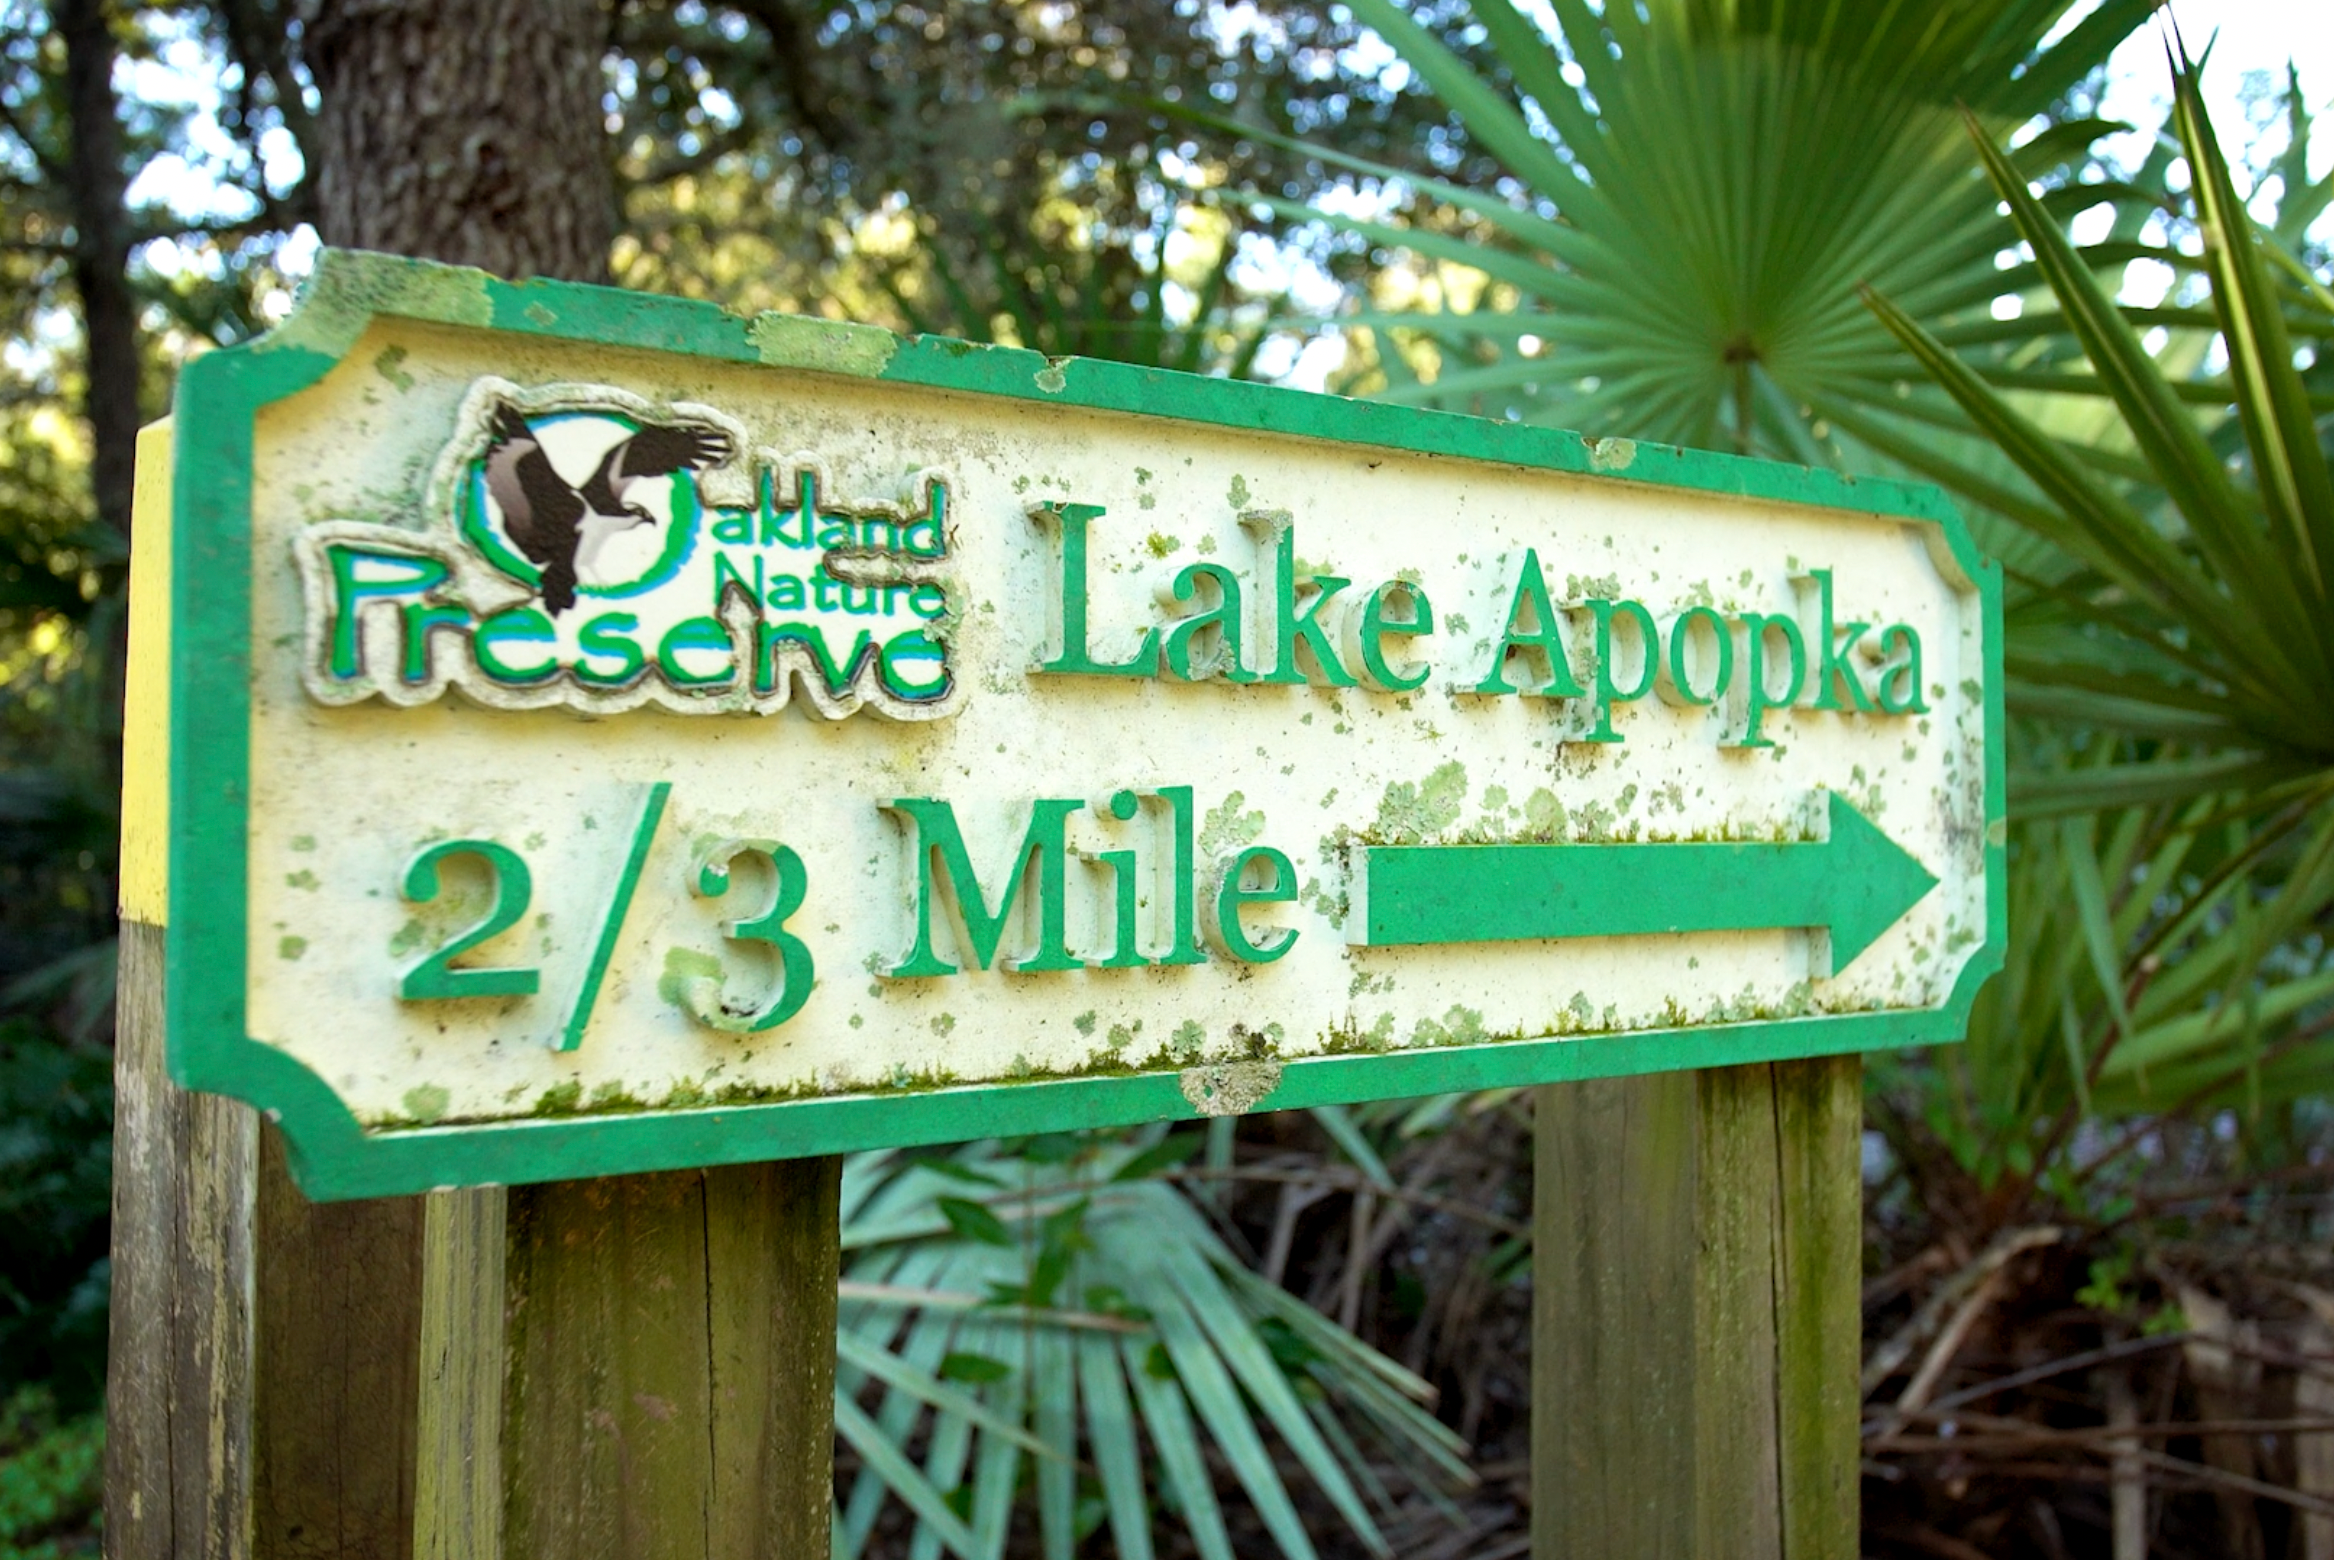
left=85, top=0, right=2334, bottom=394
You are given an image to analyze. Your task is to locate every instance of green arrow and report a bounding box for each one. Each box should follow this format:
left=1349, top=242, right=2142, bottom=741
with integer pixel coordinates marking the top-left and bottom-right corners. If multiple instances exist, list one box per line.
left=1354, top=792, right=1937, bottom=975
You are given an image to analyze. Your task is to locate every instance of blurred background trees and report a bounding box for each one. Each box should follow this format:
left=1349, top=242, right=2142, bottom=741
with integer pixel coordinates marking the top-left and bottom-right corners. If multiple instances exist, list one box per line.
left=3, top=1, right=2331, bottom=1555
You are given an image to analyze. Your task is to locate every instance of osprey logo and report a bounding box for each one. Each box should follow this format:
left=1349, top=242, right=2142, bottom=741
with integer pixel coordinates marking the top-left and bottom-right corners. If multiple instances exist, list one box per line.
left=293, top=378, right=960, bottom=721
left=482, top=402, right=734, bottom=616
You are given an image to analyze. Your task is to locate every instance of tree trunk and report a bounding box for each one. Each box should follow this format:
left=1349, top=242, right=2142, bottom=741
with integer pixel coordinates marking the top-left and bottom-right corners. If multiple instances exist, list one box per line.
left=57, top=0, right=140, bottom=540
left=305, top=0, right=616, bottom=282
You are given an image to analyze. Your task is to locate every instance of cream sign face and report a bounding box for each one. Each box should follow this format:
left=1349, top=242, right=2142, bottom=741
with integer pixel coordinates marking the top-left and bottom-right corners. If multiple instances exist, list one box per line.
left=147, top=251, right=2001, bottom=1198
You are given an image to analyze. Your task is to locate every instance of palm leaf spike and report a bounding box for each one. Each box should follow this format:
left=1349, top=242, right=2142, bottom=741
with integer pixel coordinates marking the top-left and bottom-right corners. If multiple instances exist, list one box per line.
left=2170, top=48, right=2334, bottom=596
left=833, top=1393, right=982, bottom=1558
left=1076, top=1329, right=1156, bottom=1560
left=1952, top=110, right=2322, bottom=680
left=1863, top=52, right=2334, bottom=765
left=1031, top=1324, right=1077, bottom=1560
left=1858, top=285, right=2292, bottom=705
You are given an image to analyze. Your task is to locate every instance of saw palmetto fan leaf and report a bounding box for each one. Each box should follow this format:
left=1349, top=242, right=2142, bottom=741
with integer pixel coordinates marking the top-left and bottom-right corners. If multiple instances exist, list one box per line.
left=830, top=1134, right=1471, bottom=1560
left=1863, top=58, right=2334, bottom=1149
left=1863, top=55, right=2334, bottom=817
left=1255, top=0, right=2156, bottom=459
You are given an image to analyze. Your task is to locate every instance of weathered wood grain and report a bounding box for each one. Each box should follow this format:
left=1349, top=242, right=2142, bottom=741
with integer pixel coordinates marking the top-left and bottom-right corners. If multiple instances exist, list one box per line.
left=416, top=1188, right=509, bottom=1560
left=706, top=1158, right=842, bottom=1560
left=1772, top=1054, right=1863, bottom=1560
left=1533, top=1059, right=1861, bottom=1560
left=251, top=1127, right=426, bottom=1560
left=1692, top=1063, right=1784, bottom=1560
left=1533, top=1068, right=1696, bottom=1556
left=502, top=1159, right=841, bottom=1560
left=105, top=916, right=260, bottom=1560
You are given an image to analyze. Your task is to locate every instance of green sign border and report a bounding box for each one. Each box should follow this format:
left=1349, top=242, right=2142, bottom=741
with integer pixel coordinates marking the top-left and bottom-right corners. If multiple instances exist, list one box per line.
left=167, top=249, right=2006, bottom=1200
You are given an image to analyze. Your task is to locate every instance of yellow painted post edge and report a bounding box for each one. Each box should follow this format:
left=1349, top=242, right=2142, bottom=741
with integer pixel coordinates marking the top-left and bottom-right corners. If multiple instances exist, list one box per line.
left=122, top=418, right=172, bottom=927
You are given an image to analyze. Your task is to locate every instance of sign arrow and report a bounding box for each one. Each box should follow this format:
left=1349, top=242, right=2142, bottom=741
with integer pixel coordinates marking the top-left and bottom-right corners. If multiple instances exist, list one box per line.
left=1351, top=792, right=1937, bottom=975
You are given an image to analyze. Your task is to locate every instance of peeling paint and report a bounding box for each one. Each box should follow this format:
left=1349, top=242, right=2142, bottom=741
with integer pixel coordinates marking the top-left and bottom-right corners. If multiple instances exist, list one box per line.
left=260, top=250, right=492, bottom=359
left=1586, top=435, right=1637, bottom=471
left=1179, top=1058, right=1282, bottom=1116
left=747, top=313, right=898, bottom=377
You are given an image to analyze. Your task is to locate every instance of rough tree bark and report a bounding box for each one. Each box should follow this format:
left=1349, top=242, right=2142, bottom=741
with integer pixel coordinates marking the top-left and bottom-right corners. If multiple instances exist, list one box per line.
left=56, top=0, right=140, bottom=539
left=304, top=0, right=616, bottom=282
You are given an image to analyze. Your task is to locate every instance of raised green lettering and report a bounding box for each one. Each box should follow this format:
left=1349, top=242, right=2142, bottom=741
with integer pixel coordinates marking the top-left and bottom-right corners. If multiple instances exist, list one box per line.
left=1153, top=785, right=1205, bottom=967
left=474, top=606, right=558, bottom=684
left=1031, top=502, right=1158, bottom=678
left=328, top=546, right=448, bottom=680
left=682, top=840, right=815, bottom=1031
left=1584, top=599, right=1659, bottom=743
left=1801, top=570, right=1875, bottom=713
left=1093, top=789, right=1149, bottom=970
left=1248, top=516, right=1355, bottom=687
left=1161, top=563, right=1254, bottom=683
left=1875, top=624, right=1929, bottom=713
left=1355, top=581, right=1432, bottom=692
left=575, top=612, right=645, bottom=687
left=1214, top=845, right=1300, bottom=964
left=886, top=797, right=1084, bottom=976
left=657, top=616, right=735, bottom=687
left=1474, top=550, right=1585, bottom=697
left=400, top=601, right=469, bottom=684
left=1736, top=612, right=1806, bottom=748
left=1661, top=605, right=1732, bottom=707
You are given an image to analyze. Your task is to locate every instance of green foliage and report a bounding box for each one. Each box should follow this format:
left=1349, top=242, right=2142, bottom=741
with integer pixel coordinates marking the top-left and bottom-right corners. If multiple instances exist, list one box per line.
left=1244, top=0, right=2153, bottom=458
left=0, top=1387, right=102, bottom=1560
left=1866, top=60, right=2334, bottom=815
left=0, top=1025, right=112, bottom=1412
left=1862, top=54, right=2334, bottom=1202
left=608, top=1, right=1454, bottom=370
left=834, top=1131, right=1471, bottom=1560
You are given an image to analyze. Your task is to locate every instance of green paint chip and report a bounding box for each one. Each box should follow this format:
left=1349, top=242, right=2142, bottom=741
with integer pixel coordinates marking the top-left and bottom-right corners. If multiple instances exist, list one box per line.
left=278, top=935, right=308, bottom=961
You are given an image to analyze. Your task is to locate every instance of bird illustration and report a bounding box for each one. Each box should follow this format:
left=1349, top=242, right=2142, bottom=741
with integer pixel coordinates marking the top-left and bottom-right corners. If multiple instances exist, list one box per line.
left=482, top=403, right=734, bottom=614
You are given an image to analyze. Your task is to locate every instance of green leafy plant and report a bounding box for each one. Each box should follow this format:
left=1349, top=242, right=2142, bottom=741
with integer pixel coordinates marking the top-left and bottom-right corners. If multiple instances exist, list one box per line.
left=1860, top=52, right=2334, bottom=1200
left=0, top=1024, right=113, bottom=1411
left=1234, top=0, right=2155, bottom=459
left=860, top=184, right=1284, bottom=377
left=0, top=1386, right=102, bottom=1560
left=831, top=1131, right=1471, bottom=1560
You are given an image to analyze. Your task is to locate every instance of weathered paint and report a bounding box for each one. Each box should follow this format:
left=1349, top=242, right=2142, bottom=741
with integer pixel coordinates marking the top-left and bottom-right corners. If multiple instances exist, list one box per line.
left=157, top=248, right=2004, bottom=1200
left=119, top=422, right=173, bottom=927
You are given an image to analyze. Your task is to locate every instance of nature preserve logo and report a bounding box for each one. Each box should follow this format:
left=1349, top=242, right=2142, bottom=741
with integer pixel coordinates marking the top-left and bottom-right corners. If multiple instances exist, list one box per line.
left=294, top=378, right=957, bottom=720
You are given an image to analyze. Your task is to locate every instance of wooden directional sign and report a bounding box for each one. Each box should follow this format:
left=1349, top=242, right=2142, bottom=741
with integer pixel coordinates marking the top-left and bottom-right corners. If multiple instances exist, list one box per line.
left=130, top=250, right=2001, bottom=1199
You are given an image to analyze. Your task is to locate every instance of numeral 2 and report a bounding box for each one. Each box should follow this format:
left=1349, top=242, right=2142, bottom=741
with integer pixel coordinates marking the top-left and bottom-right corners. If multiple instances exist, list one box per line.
left=398, top=840, right=540, bottom=1000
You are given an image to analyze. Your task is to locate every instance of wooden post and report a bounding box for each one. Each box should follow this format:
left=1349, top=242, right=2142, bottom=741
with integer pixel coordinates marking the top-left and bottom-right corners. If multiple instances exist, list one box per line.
left=1532, top=1056, right=1862, bottom=1559
left=498, top=1164, right=841, bottom=1560
left=104, top=918, right=259, bottom=1560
